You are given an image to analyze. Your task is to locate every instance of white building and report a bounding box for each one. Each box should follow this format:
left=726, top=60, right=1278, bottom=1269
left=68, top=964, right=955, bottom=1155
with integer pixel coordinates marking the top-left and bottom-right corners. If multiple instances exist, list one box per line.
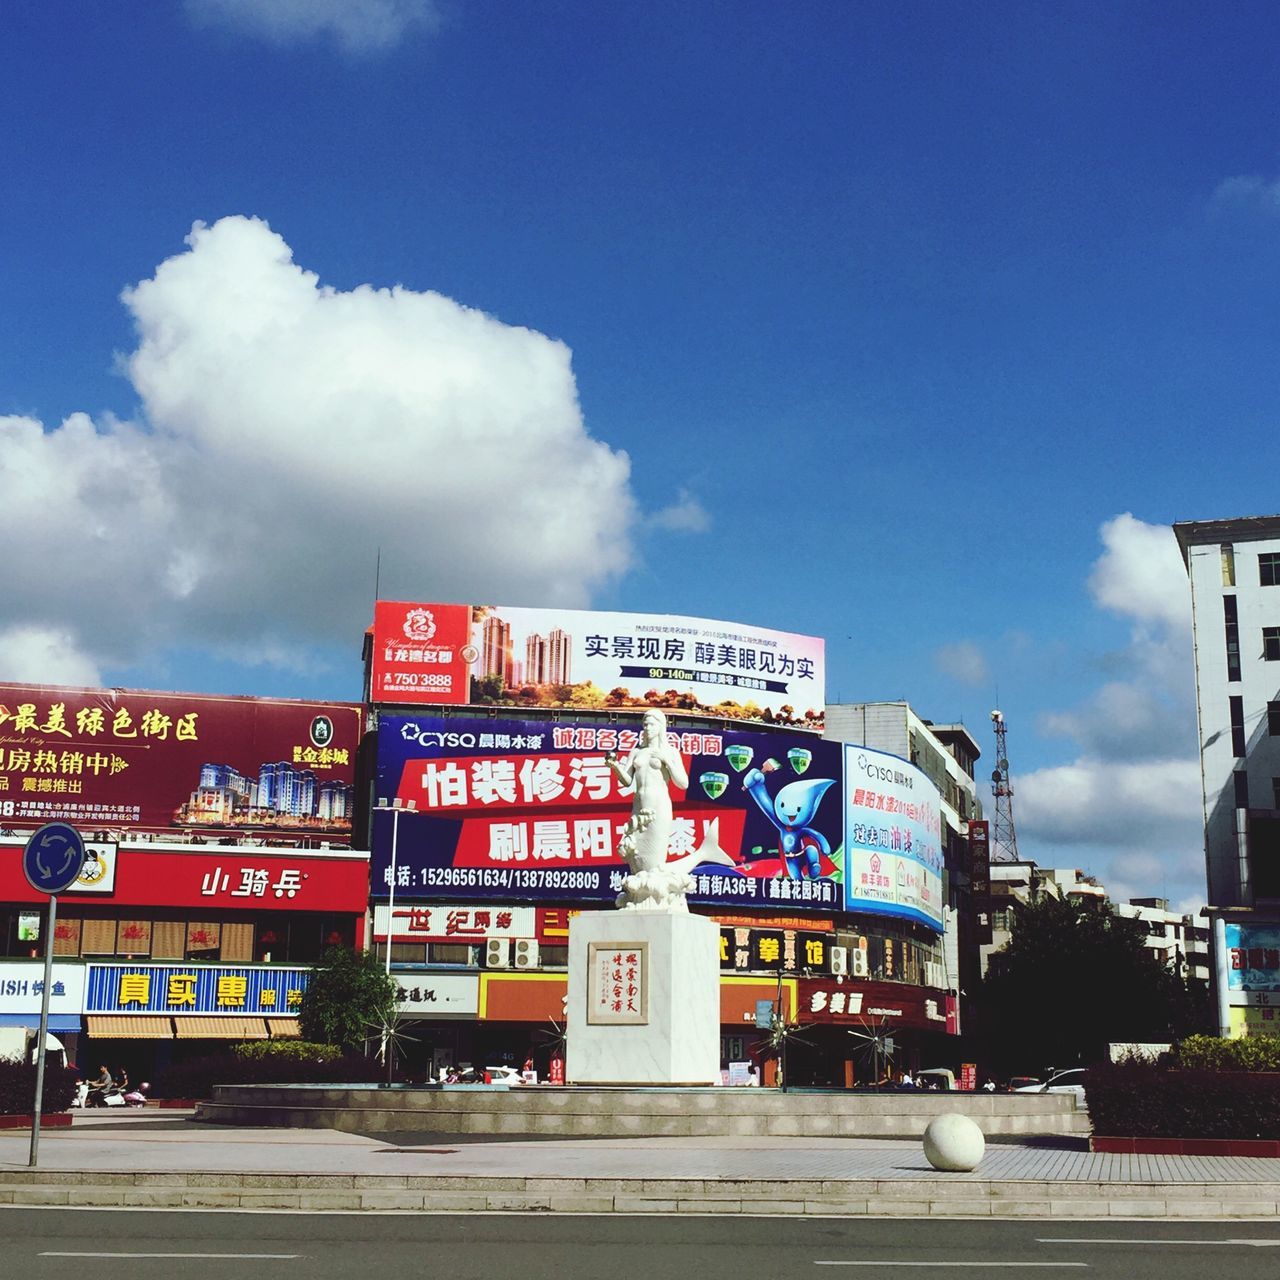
left=1174, top=515, right=1280, bottom=1036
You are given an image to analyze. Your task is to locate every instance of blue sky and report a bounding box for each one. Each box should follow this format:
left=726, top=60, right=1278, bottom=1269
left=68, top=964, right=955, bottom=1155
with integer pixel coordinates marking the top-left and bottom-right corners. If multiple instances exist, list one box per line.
left=5, top=1, right=1280, bottom=908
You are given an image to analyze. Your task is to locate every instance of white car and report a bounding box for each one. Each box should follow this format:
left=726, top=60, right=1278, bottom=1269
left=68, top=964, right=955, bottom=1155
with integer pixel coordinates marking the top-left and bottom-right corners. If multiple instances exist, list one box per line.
left=484, top=1066, right=523, bottom=1085
left=1014, top=1068, right=1087, bottom=1101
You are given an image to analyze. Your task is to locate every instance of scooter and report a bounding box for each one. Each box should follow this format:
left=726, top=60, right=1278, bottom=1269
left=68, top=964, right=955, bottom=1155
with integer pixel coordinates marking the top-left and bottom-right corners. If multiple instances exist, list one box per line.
left=122, top=1082, right=149, bottom=1107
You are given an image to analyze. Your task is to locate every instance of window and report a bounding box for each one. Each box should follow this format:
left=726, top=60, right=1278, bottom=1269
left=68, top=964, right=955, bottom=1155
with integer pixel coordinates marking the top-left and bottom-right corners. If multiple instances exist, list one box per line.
left=1261, top=553, right=1280, bottom=586
left=1270, top=702, right=1280, bottom=736
left=1273, top=777, right=1280, bottom=810
left=1266, top=627, right=1280, bottom=661
left=1231, top=695, right=1247, bottom=757
left=1223, top=544, right=1237, bottom=585
left=1225, top=596, right=1242, bottom=680
left=1235, top=769, right=1250, bottom=808
left=429, top=943, right=474, bottom=966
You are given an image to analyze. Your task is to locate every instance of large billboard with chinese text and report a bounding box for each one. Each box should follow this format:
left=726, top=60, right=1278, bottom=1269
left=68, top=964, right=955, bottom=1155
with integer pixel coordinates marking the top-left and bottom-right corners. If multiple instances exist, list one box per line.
left=843, top=745, right=944, bottom=932
left=0, top=684, right=359, bottom=837
left=372, top=714, right=845, bottom=911
left=369, top=602, right=825, bottom=729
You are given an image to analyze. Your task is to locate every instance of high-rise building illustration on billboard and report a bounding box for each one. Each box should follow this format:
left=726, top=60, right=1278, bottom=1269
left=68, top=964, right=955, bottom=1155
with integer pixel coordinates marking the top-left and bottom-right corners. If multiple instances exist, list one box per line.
left=178, top=759, right=353, bottom=830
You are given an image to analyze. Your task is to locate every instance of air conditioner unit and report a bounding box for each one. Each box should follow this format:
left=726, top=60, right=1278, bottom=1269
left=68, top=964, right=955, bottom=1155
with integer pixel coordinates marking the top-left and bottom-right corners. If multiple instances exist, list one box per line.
left=849, top=947, right=869, bottom=978
left=513, top=939, right=539, bottom=970
left=829, top=945, right=848, bottom=976
left=485, top=939, right=511, bottom=969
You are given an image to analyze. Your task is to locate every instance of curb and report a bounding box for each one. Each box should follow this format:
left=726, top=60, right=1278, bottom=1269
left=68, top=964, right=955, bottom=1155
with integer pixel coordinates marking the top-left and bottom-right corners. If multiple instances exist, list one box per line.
left=0, top=1115, right=73, bottom=1131
left=1, top=1170, right=1278, bottom=1217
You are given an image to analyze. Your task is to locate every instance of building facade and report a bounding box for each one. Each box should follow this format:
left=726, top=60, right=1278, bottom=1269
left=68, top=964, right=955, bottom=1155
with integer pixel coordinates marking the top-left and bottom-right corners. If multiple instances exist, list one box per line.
left=1175, top=516, right=1280, bottom=1035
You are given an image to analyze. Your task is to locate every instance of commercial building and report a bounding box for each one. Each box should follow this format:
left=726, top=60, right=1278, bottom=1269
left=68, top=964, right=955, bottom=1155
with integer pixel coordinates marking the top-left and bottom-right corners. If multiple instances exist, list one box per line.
left=0, top=684, right=368, bottom=1072
left=361, top=603, right=963, bottom=1085
left=1175, top=515, right=1280, bottom=1036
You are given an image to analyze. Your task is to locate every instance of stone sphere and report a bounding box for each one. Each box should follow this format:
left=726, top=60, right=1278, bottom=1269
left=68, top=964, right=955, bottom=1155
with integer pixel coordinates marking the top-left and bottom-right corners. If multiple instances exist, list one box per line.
left=922, top=1112, right=985, bottom=1172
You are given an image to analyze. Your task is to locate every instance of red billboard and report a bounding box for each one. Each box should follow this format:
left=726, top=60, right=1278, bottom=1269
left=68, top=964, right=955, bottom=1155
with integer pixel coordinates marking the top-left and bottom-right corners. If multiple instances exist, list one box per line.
left=0, top=841, right=370, bottom=912
left=0, top=684, right=360, bottom=838
left=798, top=977, right=954, bottom=1032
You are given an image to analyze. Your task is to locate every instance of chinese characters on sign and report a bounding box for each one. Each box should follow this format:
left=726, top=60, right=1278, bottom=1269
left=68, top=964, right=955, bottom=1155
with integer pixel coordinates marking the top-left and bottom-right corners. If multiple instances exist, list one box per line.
left=1224, top=924, right=1280, bottom=995
left=199, top=864, right=307, bottom=900
left=85, top=964, right=309, bottom=1015
left=586, top=942, right=648, bottom=1025
left=373, top=903, right=535, bottom=943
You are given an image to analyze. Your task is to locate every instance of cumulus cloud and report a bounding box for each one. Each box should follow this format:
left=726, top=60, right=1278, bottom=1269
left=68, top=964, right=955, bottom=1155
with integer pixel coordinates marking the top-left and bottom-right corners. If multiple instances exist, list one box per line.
left=0, top=216, right=637, bottom=681
left=0, top=625, right=102, bottom=688
left=934, top=640, right=989, bottom=688
left=648, top=489, right=711, bottom=534
left=187, top=0, right=440, bottom=53
left=1211, top=173, right=1280, bottom=216
left=1018, top=514, right=1205, bottom=906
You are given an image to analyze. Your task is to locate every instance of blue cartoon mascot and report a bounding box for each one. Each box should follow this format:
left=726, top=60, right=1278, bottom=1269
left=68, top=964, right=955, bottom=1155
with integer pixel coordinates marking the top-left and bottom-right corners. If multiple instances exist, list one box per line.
left=741, top=766, right=835, bottom=879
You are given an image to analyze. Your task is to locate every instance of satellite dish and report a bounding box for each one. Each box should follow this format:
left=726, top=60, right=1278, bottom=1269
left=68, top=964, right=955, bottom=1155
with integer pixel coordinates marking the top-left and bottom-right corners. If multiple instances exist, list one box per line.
left=991, top=770, right=1002, bottom=782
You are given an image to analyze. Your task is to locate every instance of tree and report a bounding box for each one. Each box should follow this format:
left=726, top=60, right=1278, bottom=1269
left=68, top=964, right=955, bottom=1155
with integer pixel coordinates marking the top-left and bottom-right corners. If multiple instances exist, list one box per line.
left=298, top=946, right=397, bottom=1052
left=974, top=894, right=1212, bottom=1076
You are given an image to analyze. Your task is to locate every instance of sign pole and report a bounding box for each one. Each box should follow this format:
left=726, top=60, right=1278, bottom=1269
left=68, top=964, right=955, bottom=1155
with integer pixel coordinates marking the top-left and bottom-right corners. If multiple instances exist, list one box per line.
left=28, top=892, right=58, bottom=1168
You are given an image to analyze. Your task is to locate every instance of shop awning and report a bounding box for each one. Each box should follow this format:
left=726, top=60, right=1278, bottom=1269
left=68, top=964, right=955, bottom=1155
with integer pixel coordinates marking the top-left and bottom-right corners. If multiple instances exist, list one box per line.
left=264, top=1018, right=301, bottom=1039
left=86, top=1016, right=174, bottom=1039
left=173, top=1017, right=269, bottom=1039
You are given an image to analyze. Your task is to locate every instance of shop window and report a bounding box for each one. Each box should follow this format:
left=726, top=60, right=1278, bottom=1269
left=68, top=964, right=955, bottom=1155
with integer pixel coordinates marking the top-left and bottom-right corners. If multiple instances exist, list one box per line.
left=186, top=921, right=221, bottom=960
left=81, top=918, right=118, bottom=955
left=286, top=919, right=323, bottom=964
left=390, top=943, right=428, bottom=964
left=429, top=943, right=474, bottom=966
left=53, top=916, right=82, bottom=957
left=255, top=920, right=288, bottom=963
left=540, top=945, right=568, bottom=968
left=221, top=922, right=254, bottom=963
left=151, top=920, right=186, bottom=960
left=116, top=919, right=152, bottom=958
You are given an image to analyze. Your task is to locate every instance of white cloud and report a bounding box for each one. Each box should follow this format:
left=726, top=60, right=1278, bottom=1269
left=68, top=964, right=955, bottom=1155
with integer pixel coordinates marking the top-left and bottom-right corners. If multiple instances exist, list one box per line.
left=0, top=626, right=101, bottom=688
left=934, top=640, right=989, bottom=688
left=0, top=216, right=637, bottom=681
left=1017, top=514, right=1206, bottom=906
left=648, top=489, right=711, bottom=534
left=1211, top=174, right=1280, bottom=216
left=187, top=0, right=440, bottom=53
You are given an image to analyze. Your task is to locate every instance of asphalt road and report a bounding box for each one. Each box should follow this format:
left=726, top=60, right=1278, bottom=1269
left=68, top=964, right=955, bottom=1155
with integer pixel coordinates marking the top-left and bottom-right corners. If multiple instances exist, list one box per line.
left=5, top=1211, right=1280, bottom=1280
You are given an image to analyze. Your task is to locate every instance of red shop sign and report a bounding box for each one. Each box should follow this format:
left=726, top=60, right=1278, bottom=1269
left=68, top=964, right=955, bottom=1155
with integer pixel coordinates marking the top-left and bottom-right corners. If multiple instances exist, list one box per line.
left=797, top=977, right=952, bottom=1033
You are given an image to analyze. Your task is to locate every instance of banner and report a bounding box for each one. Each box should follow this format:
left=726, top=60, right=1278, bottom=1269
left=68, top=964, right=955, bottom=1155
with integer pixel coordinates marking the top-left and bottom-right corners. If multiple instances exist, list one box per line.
left=374, top=903, right=536, bottom=943
left=370, top=602, right=825, bottom=729
left=0, top=683, right=359, bottom=837
left=718, top=927, right=832, bottom=973
left=372, top=714, right=845, bottom=911
left=85, top=963, right=310, bottom=1015
left=843, top=745, right=944, bottom=932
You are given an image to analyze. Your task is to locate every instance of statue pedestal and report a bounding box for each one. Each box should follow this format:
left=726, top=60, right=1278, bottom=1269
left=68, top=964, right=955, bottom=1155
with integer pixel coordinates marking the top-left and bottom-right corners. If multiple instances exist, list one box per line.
left=566, top=911, right=720, bottom=1086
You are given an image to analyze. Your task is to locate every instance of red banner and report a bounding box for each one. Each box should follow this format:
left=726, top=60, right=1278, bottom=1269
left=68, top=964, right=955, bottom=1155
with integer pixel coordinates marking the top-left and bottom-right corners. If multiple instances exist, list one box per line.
left=370, top=601, right=473, bottom=704
left=0, top=683, right=359, bottom=837
left=798, top=977, right=954, bottom=1032
left=0, top=841, right=370, bottom=912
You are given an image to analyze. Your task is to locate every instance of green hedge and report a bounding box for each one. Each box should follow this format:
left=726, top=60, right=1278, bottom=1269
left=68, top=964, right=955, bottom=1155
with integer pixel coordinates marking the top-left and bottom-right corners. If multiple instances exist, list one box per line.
left=153, top=1049, right=383, bottom=1101
left=231, top=1040, right=342, bottom=1062
left=1174, top=1034, right=1280, bottom=1072
left=1086, top=1063, right=1280, bottom=1139
left=0, top=1059, right=79, bottom=1116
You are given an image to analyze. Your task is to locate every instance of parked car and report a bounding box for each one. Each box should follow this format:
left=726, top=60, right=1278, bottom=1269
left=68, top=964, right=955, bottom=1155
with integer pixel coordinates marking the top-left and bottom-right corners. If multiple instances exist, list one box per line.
left=484, top=1066, right=523, bottom=1085
left=1013, top=1068, right=1087, bottom=1101
left=914, top=1068, right=955, bottom=1091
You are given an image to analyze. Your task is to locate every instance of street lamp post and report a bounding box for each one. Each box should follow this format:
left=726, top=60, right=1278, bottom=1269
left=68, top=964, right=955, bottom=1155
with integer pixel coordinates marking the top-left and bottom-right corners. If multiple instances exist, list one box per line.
left=375, top=797, right=415, bottom=1078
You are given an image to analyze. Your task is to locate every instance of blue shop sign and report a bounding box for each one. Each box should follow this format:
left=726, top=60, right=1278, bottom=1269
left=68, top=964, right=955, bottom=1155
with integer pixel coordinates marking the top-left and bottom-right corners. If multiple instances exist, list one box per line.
left=85, top=964, right=310, bottom=1015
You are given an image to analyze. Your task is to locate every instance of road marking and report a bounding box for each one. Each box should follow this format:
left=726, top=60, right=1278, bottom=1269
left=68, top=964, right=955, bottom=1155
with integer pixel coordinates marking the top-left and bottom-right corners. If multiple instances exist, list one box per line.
left=1039, top=1239, right=1280, bottom=1248
left=815, top=1264, right=1087, bottom=1269
left=40, top=1252, right=301, bottom=1260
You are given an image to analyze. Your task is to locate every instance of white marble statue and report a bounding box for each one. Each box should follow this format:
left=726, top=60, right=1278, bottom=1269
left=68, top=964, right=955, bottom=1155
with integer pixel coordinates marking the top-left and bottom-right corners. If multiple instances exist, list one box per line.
left=606, top=708, right=695, bottom=911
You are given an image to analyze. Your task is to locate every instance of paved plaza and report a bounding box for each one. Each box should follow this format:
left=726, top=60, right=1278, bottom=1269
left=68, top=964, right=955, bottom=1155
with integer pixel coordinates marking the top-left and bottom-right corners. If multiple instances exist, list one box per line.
left=0, top=1111, right=1278, bottom=1217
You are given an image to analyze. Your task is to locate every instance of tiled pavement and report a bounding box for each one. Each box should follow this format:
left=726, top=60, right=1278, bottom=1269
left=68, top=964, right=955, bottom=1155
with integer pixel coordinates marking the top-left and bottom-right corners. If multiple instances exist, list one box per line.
left=0, top=1113, right=1278, bottom=1216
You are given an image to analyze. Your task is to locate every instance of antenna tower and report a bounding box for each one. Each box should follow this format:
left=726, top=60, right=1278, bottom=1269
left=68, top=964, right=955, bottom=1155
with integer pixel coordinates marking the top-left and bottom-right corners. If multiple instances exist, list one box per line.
left=989, top=708, right=1020, bottom=862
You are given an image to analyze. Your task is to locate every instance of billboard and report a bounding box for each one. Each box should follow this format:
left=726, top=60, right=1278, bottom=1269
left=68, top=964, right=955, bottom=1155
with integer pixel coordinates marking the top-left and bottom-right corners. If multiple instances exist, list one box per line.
left=0, top=684, right=359, bottom=837
left=843, top=745, right=944, bottom=932
left=372, top=713, right=845, bottom=912
left=85, top=963, right=309, bottom=1016
left=370, top=602, right=825, bottom=729
left=1224, top=924, right=1280, bottom=993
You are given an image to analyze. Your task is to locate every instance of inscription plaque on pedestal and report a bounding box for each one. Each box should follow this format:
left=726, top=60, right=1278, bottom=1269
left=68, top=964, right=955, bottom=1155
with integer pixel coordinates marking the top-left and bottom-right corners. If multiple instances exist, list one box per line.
left=587, top=941, right=649, bottom=1025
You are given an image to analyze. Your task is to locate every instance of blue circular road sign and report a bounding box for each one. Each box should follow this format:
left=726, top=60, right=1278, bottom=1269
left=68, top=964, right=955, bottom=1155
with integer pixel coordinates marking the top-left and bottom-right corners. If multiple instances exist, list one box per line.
left=22, top=823, right=86, bottom=895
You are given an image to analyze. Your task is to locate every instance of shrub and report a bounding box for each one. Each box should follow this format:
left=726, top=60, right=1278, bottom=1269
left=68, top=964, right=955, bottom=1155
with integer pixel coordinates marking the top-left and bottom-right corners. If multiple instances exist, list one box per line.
left=231, top=1040, right=342, bottom=1062
left=1086, top=1062, right=1280, bottom=1139
left=152, top=1049, right=383, bottom=1101
left=1174, top=1034, right=1280, bottom=1072
left=0, top=1058, right=79, bottom=1116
